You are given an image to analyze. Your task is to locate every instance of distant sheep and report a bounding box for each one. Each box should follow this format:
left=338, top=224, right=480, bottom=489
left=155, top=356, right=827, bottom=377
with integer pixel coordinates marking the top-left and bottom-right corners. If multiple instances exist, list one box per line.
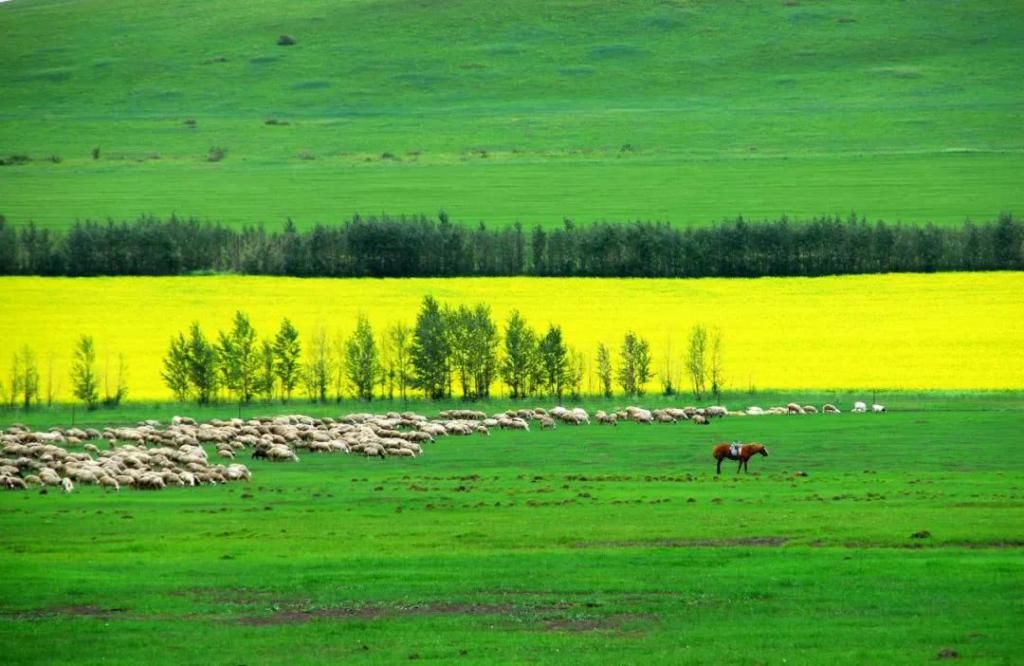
left=267, top=446, right=299, bottom=462
left=706, top=406, right=727, bottom=419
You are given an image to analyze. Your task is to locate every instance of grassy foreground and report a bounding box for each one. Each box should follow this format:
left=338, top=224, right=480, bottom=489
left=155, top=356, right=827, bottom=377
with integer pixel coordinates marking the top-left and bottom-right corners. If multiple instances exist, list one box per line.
left=1, top=0, right=1022, bottom=228
left=2, top=273, right=1023, bottom=401
left=2, top=407, right=1024, bottom=664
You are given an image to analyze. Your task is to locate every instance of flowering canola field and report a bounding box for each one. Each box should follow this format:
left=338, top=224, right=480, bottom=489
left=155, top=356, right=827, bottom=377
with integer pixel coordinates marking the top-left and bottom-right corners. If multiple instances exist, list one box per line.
left=2, top=273, right=1022, bottom=399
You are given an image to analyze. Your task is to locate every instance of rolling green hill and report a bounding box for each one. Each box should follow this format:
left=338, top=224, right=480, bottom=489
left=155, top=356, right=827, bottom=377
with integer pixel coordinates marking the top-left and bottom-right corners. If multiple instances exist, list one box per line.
left=1, top=0, right=1022, bottom=229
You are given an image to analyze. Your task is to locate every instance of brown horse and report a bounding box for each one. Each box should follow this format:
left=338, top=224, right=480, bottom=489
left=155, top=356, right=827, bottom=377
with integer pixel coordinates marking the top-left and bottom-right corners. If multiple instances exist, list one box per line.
left=712, top=442, right=768, bottom=474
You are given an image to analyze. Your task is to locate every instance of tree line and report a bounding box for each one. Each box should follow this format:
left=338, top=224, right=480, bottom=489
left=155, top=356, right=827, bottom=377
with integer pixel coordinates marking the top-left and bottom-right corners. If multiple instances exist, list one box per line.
left=2, top=336, right=127, bottom=411
left=1, top=298, right=726, bottom=409
left=0, top=212, right=1020, bottom=278
left=154, top=298, right=724, bottom=406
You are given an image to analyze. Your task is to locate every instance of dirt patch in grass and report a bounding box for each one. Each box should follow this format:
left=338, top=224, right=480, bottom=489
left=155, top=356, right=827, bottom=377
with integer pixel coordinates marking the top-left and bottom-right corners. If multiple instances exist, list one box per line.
left=807, top=540, right=1024, bottom=550
left=575, top=536, right=789, bottom=549
left=542, top=613, right=655, bottom=633
left=236, top=600, right=576, bottom=626
left=3, top=605, right=132, bottom=620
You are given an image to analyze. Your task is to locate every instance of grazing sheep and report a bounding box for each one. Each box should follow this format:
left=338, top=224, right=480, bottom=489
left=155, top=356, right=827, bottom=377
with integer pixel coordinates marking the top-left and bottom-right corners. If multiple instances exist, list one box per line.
left=570, top=407, right=590, bottom=424
left=653, top=410, right=677, bottom=424
left=560, top=411, right=586, bottom=425
left=706, top=406, right=727, bottom=419
left=786, top=402, right=805, bottom=415
left=822, top=404, right=840, bottom=414
left=595, top=411, right=617, bottom=426
left=853, top=401, right=867, bottom=413
left=60, top=477, right=74, bottom=494
left=872, top=403, right=886, bottom=413
left=537, top=416, right=556, bottom=429
left=3, top=476, right=27, bottom=490
left=507, top=418, right=530, bottom=432
left=98, top=476, right=120, bottom=492
left=692, top=414, right=709, bottom=425
left=803, top=405, right=818, bottom=414
left=267, top=446, right=299, bottom=462
left=225, top=464, right=252, bottom=481
left=137, top=473, right=166, bottom=490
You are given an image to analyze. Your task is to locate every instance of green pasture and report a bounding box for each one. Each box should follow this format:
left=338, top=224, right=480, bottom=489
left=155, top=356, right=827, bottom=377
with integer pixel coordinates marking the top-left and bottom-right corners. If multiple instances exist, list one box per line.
left=2, top=404, right=1023, bottom=664
left=1, top=0, right=1022, bottom=229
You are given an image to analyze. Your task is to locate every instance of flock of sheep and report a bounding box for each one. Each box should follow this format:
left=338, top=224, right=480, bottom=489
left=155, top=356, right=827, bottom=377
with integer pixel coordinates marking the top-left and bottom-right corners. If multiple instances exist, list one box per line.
left=0, top=400, right=885, bottom=493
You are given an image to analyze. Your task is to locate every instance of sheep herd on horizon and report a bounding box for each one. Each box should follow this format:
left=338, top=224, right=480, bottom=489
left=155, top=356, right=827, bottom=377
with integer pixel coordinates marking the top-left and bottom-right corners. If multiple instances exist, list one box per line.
left=1, top=400, right=885, bottom=493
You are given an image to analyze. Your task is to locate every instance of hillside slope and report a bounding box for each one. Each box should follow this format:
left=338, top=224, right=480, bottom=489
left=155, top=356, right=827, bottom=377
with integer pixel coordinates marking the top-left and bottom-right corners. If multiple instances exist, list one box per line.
left=1, top=0, right=1022, bottom=228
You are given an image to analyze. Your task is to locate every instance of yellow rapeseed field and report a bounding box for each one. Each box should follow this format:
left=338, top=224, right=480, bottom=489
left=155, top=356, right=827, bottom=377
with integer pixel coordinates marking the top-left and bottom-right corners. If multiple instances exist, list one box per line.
left=2, top=273, right=1022, bottom=400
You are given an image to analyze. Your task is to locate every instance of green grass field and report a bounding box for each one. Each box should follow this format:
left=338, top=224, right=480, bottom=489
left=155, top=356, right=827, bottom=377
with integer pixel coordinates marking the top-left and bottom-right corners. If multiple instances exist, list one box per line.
left=3, top=399, right=1023, bottom=663
left=1, top=0, right=1022, bottom=229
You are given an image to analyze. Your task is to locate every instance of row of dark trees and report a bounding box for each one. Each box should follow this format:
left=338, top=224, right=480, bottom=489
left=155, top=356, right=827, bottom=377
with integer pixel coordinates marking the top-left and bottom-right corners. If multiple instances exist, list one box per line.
left=1, top=212, right=1020, bottom=278
left=160, top=298, right=686, bottom=405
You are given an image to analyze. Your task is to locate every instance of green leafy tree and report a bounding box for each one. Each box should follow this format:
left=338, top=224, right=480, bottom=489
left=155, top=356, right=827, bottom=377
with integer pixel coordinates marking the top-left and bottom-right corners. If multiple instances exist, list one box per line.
left=471, top=304, right=499, bottom=399
left=186, top=323, right=219, bottom=405
left=445, top=303, right=498, bottom=400
left=12, top=346, right=40, bottom=410
left=344, top=314, right=379, bottom=401
left=71, top=335, right=100, bottom=409
left=162, top=332, right=191, bottom=402
left=218, top=311, right=260, bottom=403
left=567, top=348, right=585, bottom=400
left=500, top=310, right=536, bottom=399
left=388, top=322, right=413, bottom=401
left=303, top=326, right=334, bottom=403
left=447, top=305, right=475, bottom=398
left=686, top=324, right=708, bottom=400
left=537, top=324, right=569, bottom=398
left=256, top=339, right=276, bottom=401
left=617, top=331, right=652, bottom=397
left=272, top=318, right=302, bottom=402
left=596, top=343, right=613, bottom=398
left=709, top=328, right=725, bottom=403
left=378, top=329, right=395, bottom=400
left=411, top=296, right=450, bottom=399
left=617, top=334, right=637, bottom=396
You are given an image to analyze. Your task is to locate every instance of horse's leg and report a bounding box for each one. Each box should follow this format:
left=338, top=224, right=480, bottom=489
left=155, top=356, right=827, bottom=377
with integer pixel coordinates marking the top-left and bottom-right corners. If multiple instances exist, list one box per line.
left=716, top=456, right=722, bottom=475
